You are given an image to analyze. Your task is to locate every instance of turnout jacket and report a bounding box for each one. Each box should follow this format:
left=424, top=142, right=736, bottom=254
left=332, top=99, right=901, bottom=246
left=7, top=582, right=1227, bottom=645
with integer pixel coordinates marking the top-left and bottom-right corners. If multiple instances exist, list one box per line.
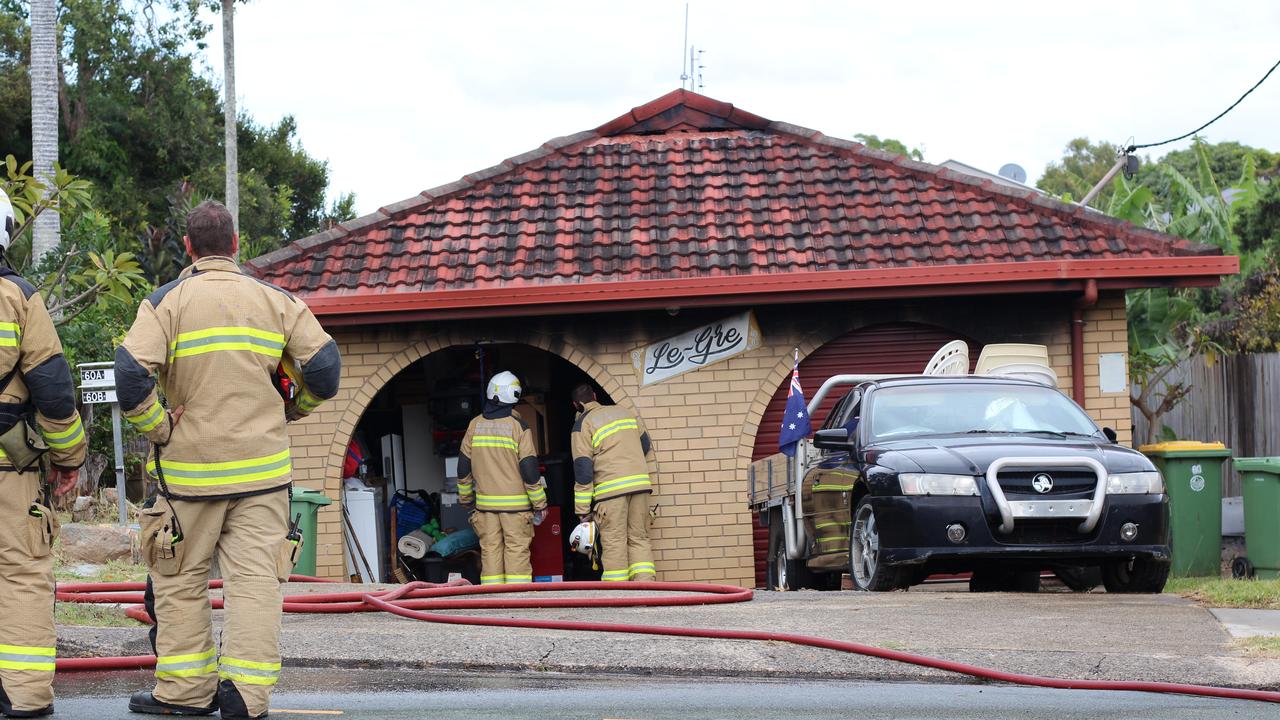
left=458, top=404, right=545, bottom=512
left=0, top=269, right=86, bottom=469
left=115, top=256, right=340, bottom=499
left=571, top=401, right=654, bottom=516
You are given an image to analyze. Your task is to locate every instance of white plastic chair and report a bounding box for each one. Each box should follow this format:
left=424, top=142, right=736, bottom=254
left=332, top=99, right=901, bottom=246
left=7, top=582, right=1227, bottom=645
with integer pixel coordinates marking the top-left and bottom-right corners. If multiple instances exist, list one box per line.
left=923, top=340, right=969, bottom=376
left=974, top=343, right=1051, bottom=375
left=983, top=362, right=1059, bottom=388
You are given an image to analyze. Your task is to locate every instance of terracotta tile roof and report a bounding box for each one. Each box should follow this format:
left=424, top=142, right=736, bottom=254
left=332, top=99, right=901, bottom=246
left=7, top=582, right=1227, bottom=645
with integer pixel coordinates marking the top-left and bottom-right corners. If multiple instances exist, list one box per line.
left=247, top=90, right=1230, bottom=316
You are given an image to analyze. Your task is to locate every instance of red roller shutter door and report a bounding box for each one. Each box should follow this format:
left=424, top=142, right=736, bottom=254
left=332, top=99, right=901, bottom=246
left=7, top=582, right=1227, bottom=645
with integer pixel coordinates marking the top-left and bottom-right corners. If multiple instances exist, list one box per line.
left=749, top=322, right=979, bottom=587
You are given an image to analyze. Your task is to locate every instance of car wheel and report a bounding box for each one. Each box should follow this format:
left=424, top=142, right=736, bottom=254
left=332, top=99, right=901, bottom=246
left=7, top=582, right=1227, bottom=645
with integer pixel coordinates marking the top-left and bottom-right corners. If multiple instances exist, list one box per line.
left=1102, top=558, right=1171, bottom=593
left=849, top=497, right=904, bottom=591
left=970, top=568, right=1041, bottom=592
left=767, top=509, right=808, bottom=591
left=1053, top=565, right=1102, bottom=592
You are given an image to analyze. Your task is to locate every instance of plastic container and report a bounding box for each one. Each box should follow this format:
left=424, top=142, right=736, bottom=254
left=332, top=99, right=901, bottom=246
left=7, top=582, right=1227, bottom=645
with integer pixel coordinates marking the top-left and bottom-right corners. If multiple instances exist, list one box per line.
left=1233, top=457, right=1280, bottom=579
left=289, top=489, right=332, bottom=577
left=1139, top=441, right=1231, bottom=577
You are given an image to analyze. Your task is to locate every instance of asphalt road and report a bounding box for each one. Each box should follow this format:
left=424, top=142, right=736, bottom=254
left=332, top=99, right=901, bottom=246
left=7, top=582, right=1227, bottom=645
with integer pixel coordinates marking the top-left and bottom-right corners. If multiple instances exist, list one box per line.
left=50, top=669, right=1276, bottom=719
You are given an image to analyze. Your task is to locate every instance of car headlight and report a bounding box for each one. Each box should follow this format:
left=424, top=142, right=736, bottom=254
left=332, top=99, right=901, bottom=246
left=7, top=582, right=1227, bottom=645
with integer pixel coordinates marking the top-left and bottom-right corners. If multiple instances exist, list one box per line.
left=1106, top=471, right=1164, bottom=494
left=899, top=473, right=979, bottom=496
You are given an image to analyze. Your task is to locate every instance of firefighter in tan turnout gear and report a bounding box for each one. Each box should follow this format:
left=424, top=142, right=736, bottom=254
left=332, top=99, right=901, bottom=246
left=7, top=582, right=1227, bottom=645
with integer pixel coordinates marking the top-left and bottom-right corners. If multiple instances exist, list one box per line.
left=571, top=385, right=656, bottom=582
left=0, top=189, right=86, bottom=718
left=115, top=201, right=340, bottom=719
left=458, top=371, right=546, bottom=585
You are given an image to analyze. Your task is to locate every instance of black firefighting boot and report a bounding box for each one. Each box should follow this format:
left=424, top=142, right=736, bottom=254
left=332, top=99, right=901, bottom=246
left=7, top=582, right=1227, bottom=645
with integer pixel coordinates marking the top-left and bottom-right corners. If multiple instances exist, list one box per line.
left=128, top=690, right=217, bottom=716
left=217, top=680, right=267, bottom=720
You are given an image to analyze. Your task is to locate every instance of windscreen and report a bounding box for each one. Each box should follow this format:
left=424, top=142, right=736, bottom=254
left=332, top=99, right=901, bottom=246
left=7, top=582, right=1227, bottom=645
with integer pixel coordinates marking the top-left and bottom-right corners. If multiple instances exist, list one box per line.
left=868, top=383, right=1099, bottom=440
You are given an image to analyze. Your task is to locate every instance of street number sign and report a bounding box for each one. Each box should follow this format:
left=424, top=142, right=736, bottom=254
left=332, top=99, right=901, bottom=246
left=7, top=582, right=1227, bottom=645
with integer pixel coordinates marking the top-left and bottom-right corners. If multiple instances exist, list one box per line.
left=81, top=388, right=118, bottom=404
left=80, top=367, right=116, bottom=388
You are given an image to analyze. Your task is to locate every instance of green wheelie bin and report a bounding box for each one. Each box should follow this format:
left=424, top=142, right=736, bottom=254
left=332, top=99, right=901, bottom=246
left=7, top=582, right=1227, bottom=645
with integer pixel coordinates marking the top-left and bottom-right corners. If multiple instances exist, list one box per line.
left=1233, top=457, right=1280, bottom=579
left=289, top=489, right=333, bottom=577
left=1139, top=441, right=1231, bottom=577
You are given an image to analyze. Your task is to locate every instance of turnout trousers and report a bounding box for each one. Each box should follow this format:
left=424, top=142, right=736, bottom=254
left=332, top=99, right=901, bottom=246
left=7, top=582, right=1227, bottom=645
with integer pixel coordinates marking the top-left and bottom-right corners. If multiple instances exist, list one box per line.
left=143, top=487, right=289, bottom=718
left=595, top=492, right=655, bottom=581
left=0, top=470, right=57, bottom=712
left=469, top=510, right=534, bottom=584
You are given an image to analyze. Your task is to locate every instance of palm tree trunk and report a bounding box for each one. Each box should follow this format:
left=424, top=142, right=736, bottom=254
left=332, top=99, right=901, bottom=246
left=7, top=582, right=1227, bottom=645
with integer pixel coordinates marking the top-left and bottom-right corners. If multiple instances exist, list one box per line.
left=223, top=0, right=238, bottom=232
left=29, top=0, right=59, bottom=264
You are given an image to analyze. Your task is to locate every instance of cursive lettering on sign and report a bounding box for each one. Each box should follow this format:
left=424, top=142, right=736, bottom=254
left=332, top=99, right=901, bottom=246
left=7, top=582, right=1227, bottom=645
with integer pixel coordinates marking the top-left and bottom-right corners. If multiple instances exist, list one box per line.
left=630, top=312, right=761, bottom=386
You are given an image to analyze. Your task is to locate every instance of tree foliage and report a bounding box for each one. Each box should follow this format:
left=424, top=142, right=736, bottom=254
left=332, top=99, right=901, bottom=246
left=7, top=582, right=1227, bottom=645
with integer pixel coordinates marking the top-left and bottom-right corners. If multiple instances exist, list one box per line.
left=854, top=133, right=923, bottom=161
left=0, top=0, right=344, bottom=260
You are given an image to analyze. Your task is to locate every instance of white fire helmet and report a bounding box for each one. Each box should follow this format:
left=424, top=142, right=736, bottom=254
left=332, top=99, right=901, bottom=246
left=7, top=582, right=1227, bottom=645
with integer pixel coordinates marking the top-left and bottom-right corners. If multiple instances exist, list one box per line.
left=486, top=370, right=522, bottom=405
left=0, top=188, right=14, bottom=251
left=568, top=520, right=597, bottom=557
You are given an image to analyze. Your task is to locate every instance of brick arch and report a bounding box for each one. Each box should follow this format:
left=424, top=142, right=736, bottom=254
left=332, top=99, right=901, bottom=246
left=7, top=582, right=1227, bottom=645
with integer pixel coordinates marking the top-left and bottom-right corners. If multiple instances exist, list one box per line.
left=322, top=331, right=636, bottom=485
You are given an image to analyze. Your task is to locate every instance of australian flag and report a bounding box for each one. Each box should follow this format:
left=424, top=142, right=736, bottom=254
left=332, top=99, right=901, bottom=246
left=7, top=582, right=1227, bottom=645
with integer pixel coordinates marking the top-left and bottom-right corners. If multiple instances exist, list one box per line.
left=778, top=361, right=812, bottom=457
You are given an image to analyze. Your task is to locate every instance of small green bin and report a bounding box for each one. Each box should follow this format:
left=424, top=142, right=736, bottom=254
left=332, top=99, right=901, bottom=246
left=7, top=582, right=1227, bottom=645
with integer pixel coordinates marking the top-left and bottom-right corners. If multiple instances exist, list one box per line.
left=289, top=489, right=332, bottom=578
left=1233, top=457, right=1280, bottom=580
left=1140, top=441, right=1231, bottom=577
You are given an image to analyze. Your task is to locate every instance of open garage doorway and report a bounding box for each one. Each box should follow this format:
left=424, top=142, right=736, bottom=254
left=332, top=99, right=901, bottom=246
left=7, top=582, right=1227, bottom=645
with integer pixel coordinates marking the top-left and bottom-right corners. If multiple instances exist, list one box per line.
left=341, top=343, right=612, bottom=584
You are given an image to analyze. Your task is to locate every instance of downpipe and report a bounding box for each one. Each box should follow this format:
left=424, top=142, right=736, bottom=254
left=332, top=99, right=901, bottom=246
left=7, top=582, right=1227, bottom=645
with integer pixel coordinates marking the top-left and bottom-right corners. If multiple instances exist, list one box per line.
left=53, top=576, right=1280, bottom=704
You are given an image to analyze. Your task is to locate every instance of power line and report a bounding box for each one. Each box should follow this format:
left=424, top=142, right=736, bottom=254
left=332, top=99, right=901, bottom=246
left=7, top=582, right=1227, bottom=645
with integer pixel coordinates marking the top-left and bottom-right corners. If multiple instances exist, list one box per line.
left=1126, top=58, right=1280, bottom=153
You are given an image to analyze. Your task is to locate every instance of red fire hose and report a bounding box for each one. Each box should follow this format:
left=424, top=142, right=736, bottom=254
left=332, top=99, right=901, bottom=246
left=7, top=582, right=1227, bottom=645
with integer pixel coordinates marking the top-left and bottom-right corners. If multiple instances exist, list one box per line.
left=55, top=578, right=1280, bottom=704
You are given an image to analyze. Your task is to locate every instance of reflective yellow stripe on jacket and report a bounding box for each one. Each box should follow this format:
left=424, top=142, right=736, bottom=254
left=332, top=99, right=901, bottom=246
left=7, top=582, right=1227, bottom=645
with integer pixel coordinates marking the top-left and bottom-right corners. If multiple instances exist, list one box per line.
left=0, top=322, right=19, bottom=348
left=41, top=415, right=85, bottom=450
left=155, top=648, right=217, bottom=679
left=218, top=656, right=281, bottom=686
left=474, top=493, right=532, bottom=511
left=168, top=326, right=285, bottom=360
left=592, top=418, right=638, bottom=448
left=0, top=643, right=55, bottom=672
left=472, top=435, right=518, bottom=451
left=593, top=474, right=650, bottom=497
left=147, top=449, right=291, bottom=487
left=126, top=400, right=167, bottom=433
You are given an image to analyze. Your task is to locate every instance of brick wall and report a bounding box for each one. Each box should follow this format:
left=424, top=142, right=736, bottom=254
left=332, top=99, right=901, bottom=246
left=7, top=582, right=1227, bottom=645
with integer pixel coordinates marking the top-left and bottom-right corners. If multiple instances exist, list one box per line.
left=289, top=292, right=1129, bottom=583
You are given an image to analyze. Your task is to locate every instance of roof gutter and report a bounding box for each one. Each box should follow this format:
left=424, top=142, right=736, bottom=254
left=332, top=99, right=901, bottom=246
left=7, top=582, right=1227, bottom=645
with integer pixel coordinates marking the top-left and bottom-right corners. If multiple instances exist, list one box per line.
left=299, top=256, right=1237, bottom=326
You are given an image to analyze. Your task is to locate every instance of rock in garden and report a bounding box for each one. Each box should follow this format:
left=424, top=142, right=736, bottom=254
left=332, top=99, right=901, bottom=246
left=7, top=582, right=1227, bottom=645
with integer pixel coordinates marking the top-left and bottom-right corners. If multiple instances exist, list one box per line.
left=59, top=523, right=133, bottom=564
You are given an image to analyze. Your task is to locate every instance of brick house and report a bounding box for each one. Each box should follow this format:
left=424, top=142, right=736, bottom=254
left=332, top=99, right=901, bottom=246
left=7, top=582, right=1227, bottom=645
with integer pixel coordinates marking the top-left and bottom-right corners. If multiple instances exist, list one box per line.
left=246, top=90, right=1234, bottom=586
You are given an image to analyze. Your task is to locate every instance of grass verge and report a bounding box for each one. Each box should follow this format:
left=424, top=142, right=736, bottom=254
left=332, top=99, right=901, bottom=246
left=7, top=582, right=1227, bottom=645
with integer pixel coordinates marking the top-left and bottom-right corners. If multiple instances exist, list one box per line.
left=1164, top=576, right=1280, bottom=609
left=1235, top=636, right=1280, bottom=659
left=55, top=602, right=139, bottom=628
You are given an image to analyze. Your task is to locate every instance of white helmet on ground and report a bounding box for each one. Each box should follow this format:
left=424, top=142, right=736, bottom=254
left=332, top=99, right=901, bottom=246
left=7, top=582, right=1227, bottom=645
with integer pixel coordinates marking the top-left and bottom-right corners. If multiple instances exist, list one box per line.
left=486, top=370, right=522, bottom=405
left=0, top=188, right=14, bottom=251
left=568, top=520, right=597, bottom=556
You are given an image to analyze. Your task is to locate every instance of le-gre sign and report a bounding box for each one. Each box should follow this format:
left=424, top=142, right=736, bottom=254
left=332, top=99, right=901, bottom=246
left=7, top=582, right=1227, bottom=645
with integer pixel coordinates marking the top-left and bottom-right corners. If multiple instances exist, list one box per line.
left=630, top=311, right=763, bottom=386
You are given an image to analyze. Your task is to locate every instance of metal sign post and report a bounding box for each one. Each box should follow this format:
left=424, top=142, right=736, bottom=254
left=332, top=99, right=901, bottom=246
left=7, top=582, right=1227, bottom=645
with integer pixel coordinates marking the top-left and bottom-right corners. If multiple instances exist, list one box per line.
left=77, top=361, right=127, bottom=525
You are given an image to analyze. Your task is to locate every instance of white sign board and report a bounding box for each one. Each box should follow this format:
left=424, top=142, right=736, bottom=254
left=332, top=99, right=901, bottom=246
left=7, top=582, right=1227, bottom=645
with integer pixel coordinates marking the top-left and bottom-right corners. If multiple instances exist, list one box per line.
left=80, top=367, right=116, bottom=389
left=630, top=311, right=763, bottom=386
left=81, top=388, right=118, bottom=404
left=1098, top=353, right=1127, bottom=394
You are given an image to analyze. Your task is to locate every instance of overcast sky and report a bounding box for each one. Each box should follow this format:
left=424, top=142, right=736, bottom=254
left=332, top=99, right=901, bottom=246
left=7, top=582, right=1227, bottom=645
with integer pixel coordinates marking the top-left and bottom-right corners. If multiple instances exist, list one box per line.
left=203, top=0, right=1280, bottom=215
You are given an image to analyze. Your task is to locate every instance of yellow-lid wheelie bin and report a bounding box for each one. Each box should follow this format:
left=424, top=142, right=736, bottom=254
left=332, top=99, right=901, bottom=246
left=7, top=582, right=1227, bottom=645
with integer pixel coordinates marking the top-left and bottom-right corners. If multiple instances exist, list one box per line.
left=1232, top=457, right=1280, bottom=579
left=1139, top=442, right=1231, bottom=577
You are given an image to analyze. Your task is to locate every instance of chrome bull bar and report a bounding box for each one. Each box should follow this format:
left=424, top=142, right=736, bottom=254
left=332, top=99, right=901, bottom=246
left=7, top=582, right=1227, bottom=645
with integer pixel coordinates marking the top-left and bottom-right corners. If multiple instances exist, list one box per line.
left=984, top=457, right=1108, bottom=535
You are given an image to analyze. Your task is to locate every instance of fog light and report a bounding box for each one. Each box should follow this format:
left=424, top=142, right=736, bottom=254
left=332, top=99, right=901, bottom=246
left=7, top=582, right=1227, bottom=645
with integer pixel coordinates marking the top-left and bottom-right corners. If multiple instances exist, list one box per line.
left=946, top=523, right=967, bottom=544
left=1120, top=522, right=1139, bottom=542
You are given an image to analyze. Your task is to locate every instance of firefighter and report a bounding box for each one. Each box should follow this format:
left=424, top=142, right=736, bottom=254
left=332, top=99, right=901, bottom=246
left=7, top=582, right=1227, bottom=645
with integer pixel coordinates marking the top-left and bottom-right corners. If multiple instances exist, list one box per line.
left=457, top=371, right=545, bottom=585
left=0, top=189, right=85, bottom=718
left=117, top=201, right=340, bottom=719
left=570, top=384, right=656, bottom=582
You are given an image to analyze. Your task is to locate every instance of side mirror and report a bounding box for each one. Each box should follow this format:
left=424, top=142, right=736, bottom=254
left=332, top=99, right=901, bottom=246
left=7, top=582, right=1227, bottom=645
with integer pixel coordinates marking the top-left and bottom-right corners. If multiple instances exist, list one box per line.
left=1102, top=427, right=1118, bottom=444
left=813, top=428, right=855, bottom=451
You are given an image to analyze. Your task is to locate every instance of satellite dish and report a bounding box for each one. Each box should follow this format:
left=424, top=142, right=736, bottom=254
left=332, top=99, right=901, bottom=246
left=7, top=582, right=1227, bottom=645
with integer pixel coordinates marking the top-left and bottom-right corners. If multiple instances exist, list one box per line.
left=998, top=163, right=1027, bottom=184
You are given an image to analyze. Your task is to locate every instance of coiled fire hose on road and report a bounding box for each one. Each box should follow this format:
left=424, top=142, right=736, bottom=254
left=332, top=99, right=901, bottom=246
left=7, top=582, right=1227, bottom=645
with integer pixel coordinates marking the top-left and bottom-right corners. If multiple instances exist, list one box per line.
left=54, top=578, right=1280, bottom=704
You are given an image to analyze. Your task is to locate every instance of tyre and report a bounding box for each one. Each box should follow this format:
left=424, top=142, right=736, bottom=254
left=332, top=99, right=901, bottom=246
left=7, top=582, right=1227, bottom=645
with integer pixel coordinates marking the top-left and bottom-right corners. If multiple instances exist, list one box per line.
left=767, top=509, right=809, bottom=591
left=1053, top=565, right=1102, bottom=592
left=849, top=497, right=905, bottom=591
left=1101, top=557, right=1171, bottom=593
left=1231, top=557, right=1255, bottom=580
left=969, top=568, right=1041, bottom=592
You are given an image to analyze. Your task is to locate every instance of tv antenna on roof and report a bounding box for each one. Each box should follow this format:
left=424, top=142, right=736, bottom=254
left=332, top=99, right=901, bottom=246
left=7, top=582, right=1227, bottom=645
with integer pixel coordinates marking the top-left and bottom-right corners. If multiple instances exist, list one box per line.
left=678, top=3, right=706, bottom=92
